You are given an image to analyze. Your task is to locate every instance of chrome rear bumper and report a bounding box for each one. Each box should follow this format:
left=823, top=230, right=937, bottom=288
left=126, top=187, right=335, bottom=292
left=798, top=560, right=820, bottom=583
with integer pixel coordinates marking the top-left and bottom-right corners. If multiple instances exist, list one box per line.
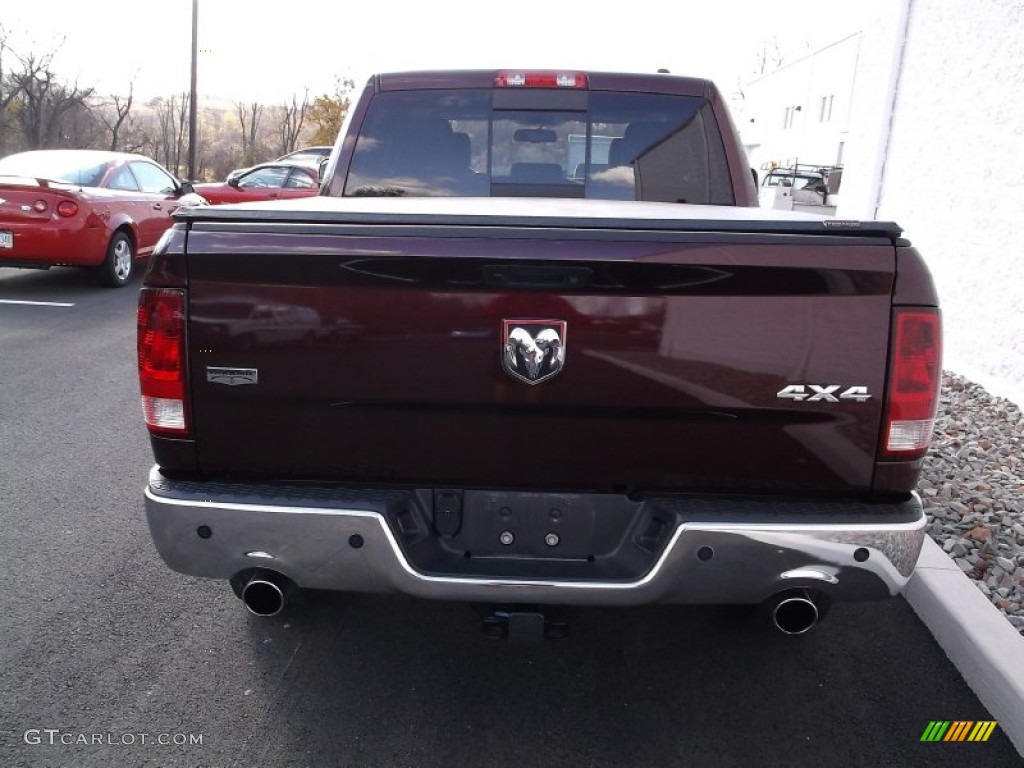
left=144, top=467, right=926, bottom=606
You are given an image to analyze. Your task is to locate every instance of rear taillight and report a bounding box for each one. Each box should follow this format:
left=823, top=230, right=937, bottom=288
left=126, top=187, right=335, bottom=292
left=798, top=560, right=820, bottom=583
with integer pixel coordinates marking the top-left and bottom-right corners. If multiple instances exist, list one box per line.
left=56, top=200, right=79, bottom=217
left=882, top=309, right=941, bottom=459
left=495, top=71, right=588, bottom=88
left=138, top=288, right=189, bottom=436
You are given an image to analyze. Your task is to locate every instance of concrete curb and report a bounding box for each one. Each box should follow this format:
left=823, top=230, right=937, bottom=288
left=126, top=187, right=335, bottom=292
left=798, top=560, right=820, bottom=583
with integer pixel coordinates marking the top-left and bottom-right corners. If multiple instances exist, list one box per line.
left=905, top=536, right=1024, bottom=755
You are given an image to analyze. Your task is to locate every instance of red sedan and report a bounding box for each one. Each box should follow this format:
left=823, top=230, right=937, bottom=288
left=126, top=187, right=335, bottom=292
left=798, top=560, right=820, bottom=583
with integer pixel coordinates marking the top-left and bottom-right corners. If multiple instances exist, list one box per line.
left=194, top=162, right=320, bottom=205
left=0, top=150, right=207, bottom=286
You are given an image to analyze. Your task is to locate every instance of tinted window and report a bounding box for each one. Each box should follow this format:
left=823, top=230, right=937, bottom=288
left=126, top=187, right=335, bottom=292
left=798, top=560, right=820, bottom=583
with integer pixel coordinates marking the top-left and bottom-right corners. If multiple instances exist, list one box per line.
left=239, top=166, right=290, bottom=189
left=130, top=162, right=178, bottom=194
left=284, top=168, right=317, bottom=189
left=108, top=165, right=140, bottom=191
left=342, top=89, right=733, bottom=204
left=345, top=90, right=491, bottom=197
left=491, top=111, right=586, bottom=192
left=585, top=93, right=734, bottom=205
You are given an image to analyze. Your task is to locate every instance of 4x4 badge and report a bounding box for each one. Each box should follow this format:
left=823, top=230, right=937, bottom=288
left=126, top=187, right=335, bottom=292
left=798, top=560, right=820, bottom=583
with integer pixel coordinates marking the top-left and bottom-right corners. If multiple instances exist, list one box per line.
left=502, top=319, right=567, bottom=385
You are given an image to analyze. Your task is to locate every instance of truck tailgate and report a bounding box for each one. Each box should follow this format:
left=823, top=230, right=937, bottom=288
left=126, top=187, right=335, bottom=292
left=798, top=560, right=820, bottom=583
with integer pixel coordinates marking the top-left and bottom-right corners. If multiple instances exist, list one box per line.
left=183, top=210, right=896, bottom=495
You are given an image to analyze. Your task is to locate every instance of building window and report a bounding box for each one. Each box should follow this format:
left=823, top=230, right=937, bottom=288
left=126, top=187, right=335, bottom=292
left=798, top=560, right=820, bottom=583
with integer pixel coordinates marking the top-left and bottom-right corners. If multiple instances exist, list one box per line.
left=819, top=94, right=834, bottom=123
left=784, top=106, right=800, bottom=130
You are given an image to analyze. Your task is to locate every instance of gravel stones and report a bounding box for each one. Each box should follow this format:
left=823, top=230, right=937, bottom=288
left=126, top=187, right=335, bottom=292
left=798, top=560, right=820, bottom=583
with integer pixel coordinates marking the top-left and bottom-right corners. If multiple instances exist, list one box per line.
left=920, top=372, right=1024, bottom=636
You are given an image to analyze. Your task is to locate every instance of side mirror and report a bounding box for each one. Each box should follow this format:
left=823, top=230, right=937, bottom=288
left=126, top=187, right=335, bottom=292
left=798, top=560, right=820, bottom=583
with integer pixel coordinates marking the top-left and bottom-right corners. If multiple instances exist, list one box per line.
left=750, top=168, right=759, bottom=187
left=179, top=180, right=196, bottom=195
left=227, top=176, right=241, bottom=188
left=318, top=157, right=329, bottom=182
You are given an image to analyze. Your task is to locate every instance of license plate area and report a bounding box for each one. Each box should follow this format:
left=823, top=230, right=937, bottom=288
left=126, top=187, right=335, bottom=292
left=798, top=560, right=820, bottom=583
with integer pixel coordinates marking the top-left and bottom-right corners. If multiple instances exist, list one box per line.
left=0, top=231, right=12, bottom=249
left=386, top=489, right=666, bottom=581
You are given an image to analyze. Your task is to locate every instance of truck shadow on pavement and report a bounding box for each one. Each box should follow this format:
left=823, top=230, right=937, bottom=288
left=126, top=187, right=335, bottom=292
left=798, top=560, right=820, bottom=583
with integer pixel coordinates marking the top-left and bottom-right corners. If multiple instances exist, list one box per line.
left=232, top=591, right=1021, bottom=768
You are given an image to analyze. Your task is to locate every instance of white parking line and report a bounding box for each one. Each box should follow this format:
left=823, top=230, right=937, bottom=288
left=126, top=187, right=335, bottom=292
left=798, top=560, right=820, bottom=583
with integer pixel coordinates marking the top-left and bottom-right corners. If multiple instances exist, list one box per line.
left=0, top=299, right=76, bottom=307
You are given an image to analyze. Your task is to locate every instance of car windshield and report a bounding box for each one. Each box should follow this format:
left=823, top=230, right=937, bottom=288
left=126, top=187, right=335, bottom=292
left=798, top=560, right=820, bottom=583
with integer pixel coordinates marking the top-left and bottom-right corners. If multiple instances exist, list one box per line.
left=0, top=153, right=108, bottom=187
left=282, top=148, right=330, bottom=161
left=343, top=89, right=734, bottom=204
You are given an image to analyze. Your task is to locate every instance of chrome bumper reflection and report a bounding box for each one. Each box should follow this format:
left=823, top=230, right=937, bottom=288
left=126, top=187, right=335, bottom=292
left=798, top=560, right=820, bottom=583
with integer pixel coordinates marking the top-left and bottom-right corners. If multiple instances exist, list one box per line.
left=144, top=471, right=926, bottom=606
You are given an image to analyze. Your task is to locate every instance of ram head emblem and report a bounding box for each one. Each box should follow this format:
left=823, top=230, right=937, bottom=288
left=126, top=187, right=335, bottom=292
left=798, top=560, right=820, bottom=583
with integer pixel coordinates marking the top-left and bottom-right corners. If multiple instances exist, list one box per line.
left=502, top=320, right=567, bottom=385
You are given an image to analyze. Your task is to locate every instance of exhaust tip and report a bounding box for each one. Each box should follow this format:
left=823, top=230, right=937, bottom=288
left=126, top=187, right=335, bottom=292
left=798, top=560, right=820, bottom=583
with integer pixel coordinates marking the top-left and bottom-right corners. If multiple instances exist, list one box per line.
left=771, top=594, right=820, bottom=635
left=241, top=571, right=290, bottom=617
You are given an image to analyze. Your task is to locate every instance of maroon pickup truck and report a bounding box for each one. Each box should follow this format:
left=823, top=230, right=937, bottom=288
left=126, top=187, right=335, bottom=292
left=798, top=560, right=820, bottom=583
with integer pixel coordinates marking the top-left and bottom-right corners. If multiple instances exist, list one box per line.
left=138, top=70, right=941, bottom=638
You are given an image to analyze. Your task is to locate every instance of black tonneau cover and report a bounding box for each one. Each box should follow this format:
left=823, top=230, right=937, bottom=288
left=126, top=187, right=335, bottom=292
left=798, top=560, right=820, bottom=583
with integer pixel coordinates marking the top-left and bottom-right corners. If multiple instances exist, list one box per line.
left=177, top=198, right=902, bottom=241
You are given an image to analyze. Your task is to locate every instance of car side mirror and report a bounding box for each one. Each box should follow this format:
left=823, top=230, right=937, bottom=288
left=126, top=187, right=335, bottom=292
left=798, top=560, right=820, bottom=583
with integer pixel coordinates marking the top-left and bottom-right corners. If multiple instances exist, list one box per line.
left=179, top=180, right=196, bottom=195
left=227, top=176, right=241, bottom=188
left=318, top=157, right=329, bottom=182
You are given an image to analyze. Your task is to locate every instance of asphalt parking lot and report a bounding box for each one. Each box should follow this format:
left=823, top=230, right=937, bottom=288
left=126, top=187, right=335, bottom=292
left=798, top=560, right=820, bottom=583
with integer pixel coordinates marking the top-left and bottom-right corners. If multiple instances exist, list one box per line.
left=0, top=265, right=1020, bottom=768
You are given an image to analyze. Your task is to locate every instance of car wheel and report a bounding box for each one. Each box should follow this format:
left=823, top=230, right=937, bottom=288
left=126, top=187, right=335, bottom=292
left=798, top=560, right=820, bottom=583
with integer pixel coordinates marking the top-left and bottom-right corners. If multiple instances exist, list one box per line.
left=98, top=231, right=134, bottom=287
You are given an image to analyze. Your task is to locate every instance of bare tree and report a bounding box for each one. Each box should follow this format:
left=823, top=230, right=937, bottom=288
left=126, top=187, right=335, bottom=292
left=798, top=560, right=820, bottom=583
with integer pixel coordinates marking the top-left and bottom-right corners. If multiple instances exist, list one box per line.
left=61, top=97, right=102, bottom=148
left=277, top=89, right=310, bottom=156
left=199, top=105, right=246, bottom=181
left=0, top=27, right=25, bottom=142
left=148, top=93, right=189, bottom=173
left=0, top=35, right=18, bottom=153
left=147, top=92, right=191, bottom=173
left=119, top=112, right=151, bottom=154
left=174, top=91, right=190, bottom=174
left=99, top=83, right=134, bottom=151
left=150, top=96, right=174, bottom=167
left=12, top=50, right=95, bottom=149
left=236, top=100, right=263, bottom=166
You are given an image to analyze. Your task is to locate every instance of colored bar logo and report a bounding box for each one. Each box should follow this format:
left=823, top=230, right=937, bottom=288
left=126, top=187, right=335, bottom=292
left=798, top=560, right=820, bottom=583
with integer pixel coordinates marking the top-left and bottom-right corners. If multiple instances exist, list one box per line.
left=920, top=721, right=998, bottom=742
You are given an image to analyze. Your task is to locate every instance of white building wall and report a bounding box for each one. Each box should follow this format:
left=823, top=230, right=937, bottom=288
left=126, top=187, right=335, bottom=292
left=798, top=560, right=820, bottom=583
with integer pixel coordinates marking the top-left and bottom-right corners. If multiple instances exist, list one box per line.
left=832, top=2, right=911, bottom=222
left=871, top=0, right=1024, bottom=406
left=737, top=35, right=861, bottom=175
left=742, top=0, right=1024, bottom=406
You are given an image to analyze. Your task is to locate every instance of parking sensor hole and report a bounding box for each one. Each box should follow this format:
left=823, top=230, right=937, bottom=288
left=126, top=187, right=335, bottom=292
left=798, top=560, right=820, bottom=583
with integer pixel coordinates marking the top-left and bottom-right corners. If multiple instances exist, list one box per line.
left=697, top=546, right=714, bottom=562
left=197, top=525, right=212, bottom=539
left=854, top=547, right=870, bottom=562
left=348, top=534, right=364, bottom=549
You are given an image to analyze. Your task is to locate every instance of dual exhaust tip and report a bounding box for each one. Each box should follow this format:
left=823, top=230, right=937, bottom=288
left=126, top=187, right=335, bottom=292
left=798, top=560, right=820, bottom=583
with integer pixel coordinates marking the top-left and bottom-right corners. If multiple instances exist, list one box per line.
left=237, top=571, right=825, bottom=635
left=240, top=570, right=293, bottom=617
left=768, top=590, right=824, bottom=635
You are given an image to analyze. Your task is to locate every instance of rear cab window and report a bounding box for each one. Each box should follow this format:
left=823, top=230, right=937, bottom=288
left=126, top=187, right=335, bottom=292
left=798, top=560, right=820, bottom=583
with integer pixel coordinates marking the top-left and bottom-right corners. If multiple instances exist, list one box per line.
left=343, top=87, right=734, bottom=205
